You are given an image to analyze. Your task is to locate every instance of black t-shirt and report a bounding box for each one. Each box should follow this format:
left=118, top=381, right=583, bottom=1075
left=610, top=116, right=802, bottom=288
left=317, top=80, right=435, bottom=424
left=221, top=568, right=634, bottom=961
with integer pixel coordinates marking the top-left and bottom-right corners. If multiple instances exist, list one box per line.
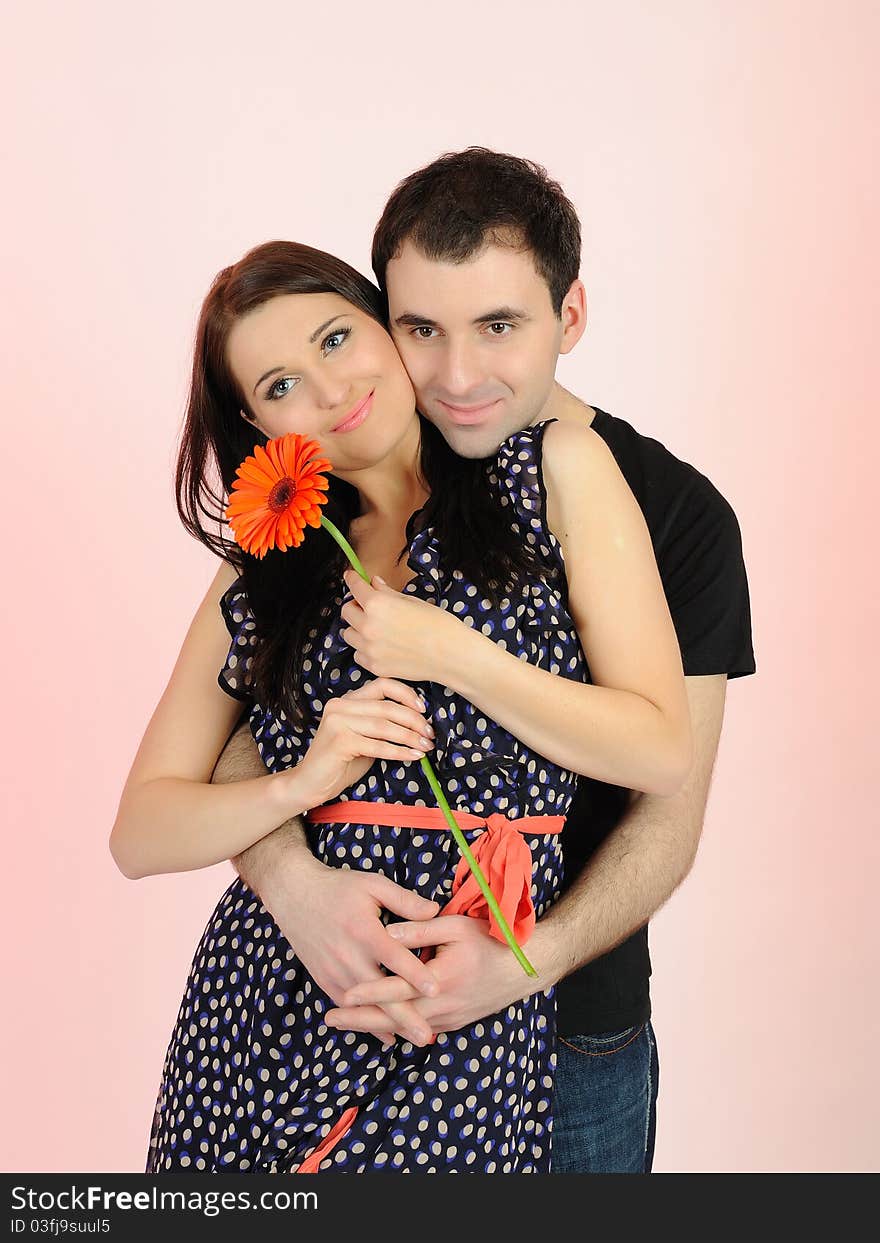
left=555, top=406, right=755, bottom=1036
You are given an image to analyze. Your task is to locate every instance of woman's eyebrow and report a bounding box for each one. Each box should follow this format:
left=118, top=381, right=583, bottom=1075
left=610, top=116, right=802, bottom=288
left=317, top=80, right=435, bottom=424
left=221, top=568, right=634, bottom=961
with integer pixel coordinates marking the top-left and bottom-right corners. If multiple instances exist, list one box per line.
left=253, top=366, right=284, bottom=395
left=253, top=315, right=347, bottom=393
left=308, top=314, right=345, bottom=343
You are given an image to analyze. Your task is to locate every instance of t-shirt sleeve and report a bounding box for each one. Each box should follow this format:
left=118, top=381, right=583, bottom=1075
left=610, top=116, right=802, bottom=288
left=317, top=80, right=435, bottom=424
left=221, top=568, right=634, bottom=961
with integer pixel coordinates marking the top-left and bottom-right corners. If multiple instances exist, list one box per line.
left=659, top=479, right=756, bottom=679
left=217, top=578, right=258, bottom=701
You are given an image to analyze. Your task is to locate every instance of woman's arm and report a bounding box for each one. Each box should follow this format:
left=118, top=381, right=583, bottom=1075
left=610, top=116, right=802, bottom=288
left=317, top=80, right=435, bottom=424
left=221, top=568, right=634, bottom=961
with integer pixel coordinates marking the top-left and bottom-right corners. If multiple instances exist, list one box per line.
left=342, top=422, right=692, bottom=796
left=454, top=420, right=691, bottom=793
left=110, top=562, right=437, bottom=880
left=109, top=562, right=315, bottom=879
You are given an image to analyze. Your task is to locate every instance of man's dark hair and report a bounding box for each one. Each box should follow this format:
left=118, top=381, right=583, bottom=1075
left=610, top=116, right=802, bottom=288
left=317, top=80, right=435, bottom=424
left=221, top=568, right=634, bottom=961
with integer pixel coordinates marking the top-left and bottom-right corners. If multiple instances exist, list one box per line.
left=372, top=147, right=581, bottom=315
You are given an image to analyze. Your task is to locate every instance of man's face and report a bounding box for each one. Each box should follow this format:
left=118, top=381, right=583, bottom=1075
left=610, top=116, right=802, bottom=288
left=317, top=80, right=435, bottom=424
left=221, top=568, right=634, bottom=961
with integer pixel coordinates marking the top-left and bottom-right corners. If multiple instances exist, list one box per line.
left=386, top=239, right=582, bottom=458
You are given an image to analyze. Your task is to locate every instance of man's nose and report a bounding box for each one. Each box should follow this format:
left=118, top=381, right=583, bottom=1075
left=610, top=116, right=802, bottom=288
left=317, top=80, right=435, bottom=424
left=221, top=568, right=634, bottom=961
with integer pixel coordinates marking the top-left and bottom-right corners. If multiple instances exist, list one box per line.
left=437, top=338, right=484, bottom=398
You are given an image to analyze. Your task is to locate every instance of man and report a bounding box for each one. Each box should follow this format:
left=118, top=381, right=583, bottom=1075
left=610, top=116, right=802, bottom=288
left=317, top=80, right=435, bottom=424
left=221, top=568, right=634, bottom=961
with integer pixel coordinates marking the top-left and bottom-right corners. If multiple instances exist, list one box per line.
left=213, top=148, right=755, bottom=1173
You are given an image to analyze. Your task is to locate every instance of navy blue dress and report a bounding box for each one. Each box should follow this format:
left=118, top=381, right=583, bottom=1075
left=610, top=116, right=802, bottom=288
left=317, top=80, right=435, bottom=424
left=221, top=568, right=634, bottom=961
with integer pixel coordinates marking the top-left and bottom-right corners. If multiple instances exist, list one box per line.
left=147, top=421, right=588, bottom=1173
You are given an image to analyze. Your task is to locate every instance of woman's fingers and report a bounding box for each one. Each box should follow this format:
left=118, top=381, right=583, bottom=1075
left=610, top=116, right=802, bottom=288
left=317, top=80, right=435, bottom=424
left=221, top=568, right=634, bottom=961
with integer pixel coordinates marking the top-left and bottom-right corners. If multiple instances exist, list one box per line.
left=338, top=687, right=432, bottom=745
left=358, top=740, right=430, bottom=762
left=334, top=696, right=434, bottom=754
left=345, top=697, right=434, bottom=737
left=347, top=677, right=425, bottom=713
left=348, top=714, right=433, bottom=752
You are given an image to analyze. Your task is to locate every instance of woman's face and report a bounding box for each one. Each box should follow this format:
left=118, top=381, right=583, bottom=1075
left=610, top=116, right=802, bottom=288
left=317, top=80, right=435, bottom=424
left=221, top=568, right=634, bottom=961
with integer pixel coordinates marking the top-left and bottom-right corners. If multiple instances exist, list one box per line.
left=226, top=292, right=417, bottom=472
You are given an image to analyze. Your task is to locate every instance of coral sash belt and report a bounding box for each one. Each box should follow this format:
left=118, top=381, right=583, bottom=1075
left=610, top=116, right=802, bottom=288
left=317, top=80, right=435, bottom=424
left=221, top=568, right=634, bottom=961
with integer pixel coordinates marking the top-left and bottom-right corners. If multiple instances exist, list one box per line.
left=306, top=800, right=565, bottom=948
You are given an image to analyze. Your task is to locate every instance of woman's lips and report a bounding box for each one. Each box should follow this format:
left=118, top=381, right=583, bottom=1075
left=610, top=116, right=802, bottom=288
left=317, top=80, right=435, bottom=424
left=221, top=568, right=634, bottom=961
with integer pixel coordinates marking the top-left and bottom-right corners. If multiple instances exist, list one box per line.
left=332, top=390, right=374, bottom=434
left=437, top=398, right=502, bottom=426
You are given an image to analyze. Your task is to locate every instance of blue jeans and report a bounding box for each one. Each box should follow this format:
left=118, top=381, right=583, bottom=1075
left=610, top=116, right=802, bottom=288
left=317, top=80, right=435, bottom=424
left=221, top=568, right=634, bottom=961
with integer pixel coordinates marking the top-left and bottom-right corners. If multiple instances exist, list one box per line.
left=551, top=1021, right=659, bottom=1173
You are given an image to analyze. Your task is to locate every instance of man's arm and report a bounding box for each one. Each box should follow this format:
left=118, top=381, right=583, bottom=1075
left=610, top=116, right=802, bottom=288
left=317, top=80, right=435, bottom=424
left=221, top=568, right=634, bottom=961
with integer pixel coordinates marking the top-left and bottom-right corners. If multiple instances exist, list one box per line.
left=212, top=720, right=314, bottom=894
left=531, top=673, right=725, bottom=978
left=324, top=675, right=726, bottom=1034
left=213, top=720, right=442, bottom=1044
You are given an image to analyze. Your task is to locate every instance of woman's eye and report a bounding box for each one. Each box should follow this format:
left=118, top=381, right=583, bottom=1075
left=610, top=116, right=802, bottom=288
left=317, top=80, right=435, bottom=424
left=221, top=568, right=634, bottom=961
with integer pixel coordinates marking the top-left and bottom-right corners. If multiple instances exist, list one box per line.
left=267, top=376, right=297, bottom=400
left=322, top=327, right=351, bottom=354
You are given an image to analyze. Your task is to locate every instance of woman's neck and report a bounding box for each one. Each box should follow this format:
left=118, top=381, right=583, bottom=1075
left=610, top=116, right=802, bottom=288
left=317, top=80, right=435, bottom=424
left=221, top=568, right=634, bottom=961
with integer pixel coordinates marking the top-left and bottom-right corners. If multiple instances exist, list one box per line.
left=340, top=415, right=428, bottom=524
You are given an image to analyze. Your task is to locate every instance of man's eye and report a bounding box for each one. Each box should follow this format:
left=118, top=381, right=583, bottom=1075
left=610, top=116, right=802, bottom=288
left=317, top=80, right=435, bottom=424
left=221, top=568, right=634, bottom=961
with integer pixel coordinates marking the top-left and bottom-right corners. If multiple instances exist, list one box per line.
left=412, top=326, right=437, bottom=340
left=486, top=322, right=513, bottom=336
left=268, top=376, right=297, bottom=400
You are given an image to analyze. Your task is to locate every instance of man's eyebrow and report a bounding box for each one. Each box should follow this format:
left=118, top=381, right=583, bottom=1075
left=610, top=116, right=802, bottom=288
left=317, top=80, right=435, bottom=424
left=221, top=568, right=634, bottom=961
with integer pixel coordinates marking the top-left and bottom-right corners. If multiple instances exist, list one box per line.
left=393, top=307, right=531, bottom=329
left=394, top=312, right=441, bottom=329
left=252, top=315, right=346, bottom=394
left=472, top=306, right=531, bottom=324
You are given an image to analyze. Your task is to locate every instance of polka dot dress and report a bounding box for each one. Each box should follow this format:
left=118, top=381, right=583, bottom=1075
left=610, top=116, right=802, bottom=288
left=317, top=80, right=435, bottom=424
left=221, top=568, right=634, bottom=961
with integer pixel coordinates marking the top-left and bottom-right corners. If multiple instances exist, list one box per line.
left=147, top=420, right=588, bottom=1173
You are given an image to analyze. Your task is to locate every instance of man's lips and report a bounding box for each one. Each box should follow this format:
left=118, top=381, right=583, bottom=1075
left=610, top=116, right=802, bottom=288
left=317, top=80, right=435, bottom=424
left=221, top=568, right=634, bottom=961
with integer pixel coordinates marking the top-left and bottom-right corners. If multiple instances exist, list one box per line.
left=437, top=397, right=502, bottom=425
left=332, top=390, right=374, bottom=433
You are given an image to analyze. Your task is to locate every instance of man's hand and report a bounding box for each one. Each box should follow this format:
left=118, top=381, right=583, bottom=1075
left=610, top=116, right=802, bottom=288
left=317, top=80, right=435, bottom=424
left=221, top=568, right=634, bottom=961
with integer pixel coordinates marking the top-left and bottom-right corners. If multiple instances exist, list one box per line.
left=255, top=850, right=443, bottom=1045
left=324, top=916, right=560, bottom=1037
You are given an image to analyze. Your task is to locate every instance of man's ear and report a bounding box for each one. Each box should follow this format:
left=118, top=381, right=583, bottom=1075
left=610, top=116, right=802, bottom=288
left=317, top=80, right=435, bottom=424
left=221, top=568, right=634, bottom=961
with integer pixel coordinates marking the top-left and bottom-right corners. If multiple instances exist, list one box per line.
left=558, top=278, right=587, bottom=355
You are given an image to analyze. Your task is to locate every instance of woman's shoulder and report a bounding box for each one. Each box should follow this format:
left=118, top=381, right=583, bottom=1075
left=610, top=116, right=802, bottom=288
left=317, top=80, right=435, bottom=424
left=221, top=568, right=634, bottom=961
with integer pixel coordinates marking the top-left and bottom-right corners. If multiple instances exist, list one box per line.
left=539, top=419, right=639, bottom=552
left=208, top=560, right=256, bottom=702
left=494, top=416, right=614, bottom=477
left=205, top=558, right=243, bottom=617
left=541, top=416, right=616, bottom=468
left=213, top=558, right=242, bottom=597
left=541, top=417, right=627, bottom=500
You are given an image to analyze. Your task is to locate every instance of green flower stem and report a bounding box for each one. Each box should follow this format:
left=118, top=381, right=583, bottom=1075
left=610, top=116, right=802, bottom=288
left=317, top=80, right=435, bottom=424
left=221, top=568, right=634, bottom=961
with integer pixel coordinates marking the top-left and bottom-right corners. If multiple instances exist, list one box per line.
left=419, top=758, right=537, bottom=978
left=320, top=515, right=369, bottom=581
left=320, top=511, right=536, bottom=977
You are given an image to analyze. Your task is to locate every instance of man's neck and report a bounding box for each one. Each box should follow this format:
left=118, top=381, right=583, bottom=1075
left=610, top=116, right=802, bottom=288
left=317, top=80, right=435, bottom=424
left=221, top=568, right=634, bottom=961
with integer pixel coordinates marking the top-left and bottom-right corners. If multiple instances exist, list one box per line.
left=532, top=382, right=596, bottom=429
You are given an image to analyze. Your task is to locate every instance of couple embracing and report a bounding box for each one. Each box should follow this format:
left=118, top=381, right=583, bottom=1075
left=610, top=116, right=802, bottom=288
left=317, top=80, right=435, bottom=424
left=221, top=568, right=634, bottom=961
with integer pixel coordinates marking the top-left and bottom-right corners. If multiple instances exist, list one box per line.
left=112, top=147, right=754, bottom=1173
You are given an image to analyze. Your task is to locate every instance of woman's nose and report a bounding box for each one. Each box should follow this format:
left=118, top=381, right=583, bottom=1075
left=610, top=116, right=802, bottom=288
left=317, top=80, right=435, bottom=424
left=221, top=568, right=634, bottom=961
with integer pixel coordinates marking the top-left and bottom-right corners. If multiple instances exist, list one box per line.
left=309, top=371, right=351, bottom=411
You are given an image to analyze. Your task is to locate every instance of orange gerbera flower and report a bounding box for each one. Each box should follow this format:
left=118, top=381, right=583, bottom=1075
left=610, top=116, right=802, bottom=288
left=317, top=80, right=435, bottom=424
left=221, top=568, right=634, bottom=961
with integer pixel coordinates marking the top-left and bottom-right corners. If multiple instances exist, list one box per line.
left=226, top=434, right=331, bottom=558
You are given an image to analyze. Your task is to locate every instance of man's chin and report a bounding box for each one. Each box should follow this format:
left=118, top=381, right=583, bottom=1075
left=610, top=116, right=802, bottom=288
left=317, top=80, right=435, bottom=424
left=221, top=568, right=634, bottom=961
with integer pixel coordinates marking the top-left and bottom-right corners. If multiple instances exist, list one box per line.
left=446, top=434, right=500, bottom=460
left=428, top=416, right=517, bottom=461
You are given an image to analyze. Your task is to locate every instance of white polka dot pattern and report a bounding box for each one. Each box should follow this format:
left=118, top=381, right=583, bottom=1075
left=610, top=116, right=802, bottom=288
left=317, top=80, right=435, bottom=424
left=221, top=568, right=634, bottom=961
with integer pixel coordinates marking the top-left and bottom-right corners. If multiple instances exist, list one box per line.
left=148, top=420, right=587, bottom=1173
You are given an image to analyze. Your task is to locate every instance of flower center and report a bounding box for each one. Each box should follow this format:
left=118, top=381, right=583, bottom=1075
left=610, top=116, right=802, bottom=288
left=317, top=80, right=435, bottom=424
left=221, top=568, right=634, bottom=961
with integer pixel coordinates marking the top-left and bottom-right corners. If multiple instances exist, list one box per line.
left=268, top=477, right=296, bottom=513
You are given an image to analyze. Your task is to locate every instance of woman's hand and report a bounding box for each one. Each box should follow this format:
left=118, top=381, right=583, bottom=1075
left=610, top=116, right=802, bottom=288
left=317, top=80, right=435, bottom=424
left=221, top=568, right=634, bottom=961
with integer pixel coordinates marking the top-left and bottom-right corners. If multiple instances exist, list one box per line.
left=340, top=569, right=462, bottom=683
left=293, top=677, right=435, bottom=809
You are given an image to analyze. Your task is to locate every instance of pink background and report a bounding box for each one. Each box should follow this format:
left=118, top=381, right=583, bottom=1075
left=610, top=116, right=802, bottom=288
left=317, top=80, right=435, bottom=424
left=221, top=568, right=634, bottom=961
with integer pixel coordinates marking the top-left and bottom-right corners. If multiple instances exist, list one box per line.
left=3, top=1, right=877, bottom=1173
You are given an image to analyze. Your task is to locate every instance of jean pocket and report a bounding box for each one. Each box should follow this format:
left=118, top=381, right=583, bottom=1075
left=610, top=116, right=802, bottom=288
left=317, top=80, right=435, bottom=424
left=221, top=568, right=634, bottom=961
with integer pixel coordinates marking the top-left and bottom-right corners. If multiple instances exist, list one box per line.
left=558, top=1024, right=644, bottom=1058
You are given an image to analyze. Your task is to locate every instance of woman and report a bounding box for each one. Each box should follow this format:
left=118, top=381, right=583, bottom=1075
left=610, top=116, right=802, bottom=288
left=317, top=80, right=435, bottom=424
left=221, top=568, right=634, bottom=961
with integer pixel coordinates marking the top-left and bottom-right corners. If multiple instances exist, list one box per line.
left=111, top=240, right=690, bottom=1173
